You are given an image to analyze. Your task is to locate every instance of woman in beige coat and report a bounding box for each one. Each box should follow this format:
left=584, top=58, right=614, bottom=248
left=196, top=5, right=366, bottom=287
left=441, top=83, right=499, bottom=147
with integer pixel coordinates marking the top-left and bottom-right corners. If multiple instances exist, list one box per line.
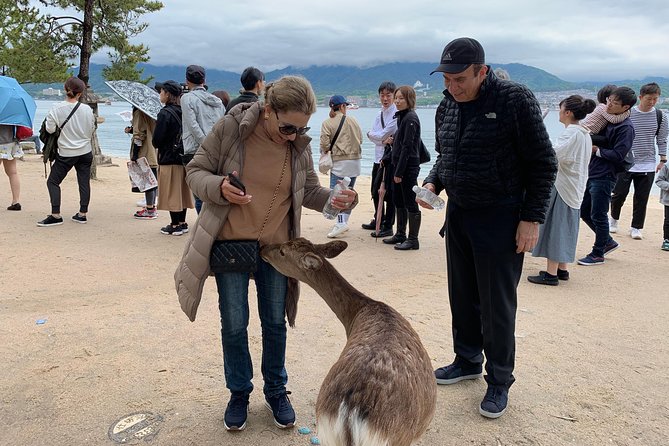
left=174, top=76, right=357, bottom=432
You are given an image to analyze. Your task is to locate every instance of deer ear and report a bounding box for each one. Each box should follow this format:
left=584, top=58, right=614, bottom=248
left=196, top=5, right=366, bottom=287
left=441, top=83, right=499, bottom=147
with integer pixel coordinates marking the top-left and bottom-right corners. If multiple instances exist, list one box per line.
left=319, top=240, right=347, bottom=258
left=301, top=253, right=323, bottom=270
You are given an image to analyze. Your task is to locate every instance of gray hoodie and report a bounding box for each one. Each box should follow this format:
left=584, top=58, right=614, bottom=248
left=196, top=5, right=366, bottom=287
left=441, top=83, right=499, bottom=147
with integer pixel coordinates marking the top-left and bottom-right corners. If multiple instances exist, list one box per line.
left=180, top=87, right=225, bottom=154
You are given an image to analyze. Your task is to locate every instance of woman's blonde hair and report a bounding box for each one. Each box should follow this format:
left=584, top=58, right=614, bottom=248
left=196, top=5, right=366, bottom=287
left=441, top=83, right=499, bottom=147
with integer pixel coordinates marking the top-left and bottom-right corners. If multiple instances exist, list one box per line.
left=264, top=75, right=317, bottom=115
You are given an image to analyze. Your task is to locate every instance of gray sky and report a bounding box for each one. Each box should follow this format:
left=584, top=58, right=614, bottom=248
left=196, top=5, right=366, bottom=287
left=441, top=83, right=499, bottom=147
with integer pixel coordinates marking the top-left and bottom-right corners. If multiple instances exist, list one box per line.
left=93, top=0, right=669, bottom=81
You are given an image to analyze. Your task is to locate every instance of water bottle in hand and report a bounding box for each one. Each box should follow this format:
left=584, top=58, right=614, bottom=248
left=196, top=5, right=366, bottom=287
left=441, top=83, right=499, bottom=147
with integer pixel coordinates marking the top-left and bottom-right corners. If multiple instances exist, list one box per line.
left=323, top=177, right=351, bottom=219
left=412, top=185, right=445, bottom=210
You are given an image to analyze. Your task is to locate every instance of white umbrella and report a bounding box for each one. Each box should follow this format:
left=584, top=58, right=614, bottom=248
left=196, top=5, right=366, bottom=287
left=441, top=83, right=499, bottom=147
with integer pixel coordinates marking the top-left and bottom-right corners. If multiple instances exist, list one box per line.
left=105, top=80, right=161, bottom=120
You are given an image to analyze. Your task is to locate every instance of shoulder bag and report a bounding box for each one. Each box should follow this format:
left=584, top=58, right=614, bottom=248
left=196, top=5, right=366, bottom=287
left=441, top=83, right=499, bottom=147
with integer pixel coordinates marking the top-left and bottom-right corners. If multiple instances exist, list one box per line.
left=209, top=145, right=290, bottom=273
left=318, top=115, right=346, bottom=175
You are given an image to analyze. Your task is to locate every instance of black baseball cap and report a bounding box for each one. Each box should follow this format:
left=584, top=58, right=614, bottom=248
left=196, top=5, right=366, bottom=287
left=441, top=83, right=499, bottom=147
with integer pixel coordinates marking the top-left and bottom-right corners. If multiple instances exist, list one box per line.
left=186, top=64, right=206, bottom=84
left=430, top=37, right=485, bottom=75
left=160, top=80, right=182, bottom=97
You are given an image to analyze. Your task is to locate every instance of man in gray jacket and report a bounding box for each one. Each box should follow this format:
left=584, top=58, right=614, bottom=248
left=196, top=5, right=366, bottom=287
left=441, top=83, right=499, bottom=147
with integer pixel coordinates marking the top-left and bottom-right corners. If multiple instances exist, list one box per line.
left=181, top=64, right=225, bottom=212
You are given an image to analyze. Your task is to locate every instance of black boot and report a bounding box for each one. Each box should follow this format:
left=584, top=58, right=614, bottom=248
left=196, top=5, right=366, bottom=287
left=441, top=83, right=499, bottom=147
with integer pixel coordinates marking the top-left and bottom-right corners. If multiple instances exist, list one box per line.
left=361, top=219, right=376, bottom=230
left=383, top=208, right=407, bottom=244
left=395, top=212, right=421, bottom=250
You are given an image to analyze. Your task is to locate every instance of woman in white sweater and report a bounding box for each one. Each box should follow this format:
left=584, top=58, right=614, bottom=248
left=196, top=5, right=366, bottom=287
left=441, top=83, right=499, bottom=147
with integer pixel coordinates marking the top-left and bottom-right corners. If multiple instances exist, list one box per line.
left=38, top=77, right=95, bottom=227
left=528, top=95, right=596, bottom=285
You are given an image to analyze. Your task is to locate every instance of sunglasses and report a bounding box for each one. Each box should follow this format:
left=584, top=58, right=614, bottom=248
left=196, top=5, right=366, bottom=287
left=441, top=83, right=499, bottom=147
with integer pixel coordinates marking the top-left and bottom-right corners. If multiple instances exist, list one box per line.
left=275, top=112, right=310, bottom=135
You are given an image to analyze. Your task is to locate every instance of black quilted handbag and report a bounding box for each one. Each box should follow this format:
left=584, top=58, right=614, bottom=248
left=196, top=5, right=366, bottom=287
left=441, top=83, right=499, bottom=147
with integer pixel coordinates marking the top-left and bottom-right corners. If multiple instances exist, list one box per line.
left=210, top=240, right=259, bottom=273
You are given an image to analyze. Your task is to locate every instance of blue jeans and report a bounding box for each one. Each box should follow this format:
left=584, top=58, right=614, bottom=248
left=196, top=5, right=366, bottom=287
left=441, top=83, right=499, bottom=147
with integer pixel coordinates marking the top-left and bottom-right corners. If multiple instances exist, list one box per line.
left=194, top=194, right=202, bottom=214
left=214, top=258, right=288, bottom=397
left=329, top=173, right=356, bottom=215
left=580, top=177, right=616, bottom=257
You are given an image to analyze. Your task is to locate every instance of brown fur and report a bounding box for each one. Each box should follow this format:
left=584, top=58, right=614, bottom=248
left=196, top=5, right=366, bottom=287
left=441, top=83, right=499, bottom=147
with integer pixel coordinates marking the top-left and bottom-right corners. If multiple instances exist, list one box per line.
left=261, top=238, right=437, bottom=446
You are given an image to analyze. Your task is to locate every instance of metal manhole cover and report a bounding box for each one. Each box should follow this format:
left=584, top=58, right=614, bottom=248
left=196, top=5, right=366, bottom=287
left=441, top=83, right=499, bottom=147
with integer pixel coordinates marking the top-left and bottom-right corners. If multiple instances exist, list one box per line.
left=108, top=412, right=163, bottom=443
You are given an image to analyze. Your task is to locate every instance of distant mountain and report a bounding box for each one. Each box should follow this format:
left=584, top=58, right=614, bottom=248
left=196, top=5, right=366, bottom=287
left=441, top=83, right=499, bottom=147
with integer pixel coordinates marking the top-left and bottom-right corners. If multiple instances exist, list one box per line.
left=24, top=62, right=669, bottom=103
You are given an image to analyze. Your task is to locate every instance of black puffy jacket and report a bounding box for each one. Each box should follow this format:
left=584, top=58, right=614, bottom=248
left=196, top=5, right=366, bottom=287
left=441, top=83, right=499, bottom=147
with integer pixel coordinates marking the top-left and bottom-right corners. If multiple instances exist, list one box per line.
left=152, top=104, right=183, bottom=165
left=424, top=70, right=557, bottom=223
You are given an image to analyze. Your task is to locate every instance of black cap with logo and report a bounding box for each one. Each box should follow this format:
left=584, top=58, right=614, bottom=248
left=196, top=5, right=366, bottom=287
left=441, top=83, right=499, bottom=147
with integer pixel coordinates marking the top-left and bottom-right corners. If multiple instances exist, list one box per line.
left=430, top=37, right=485, bottom=75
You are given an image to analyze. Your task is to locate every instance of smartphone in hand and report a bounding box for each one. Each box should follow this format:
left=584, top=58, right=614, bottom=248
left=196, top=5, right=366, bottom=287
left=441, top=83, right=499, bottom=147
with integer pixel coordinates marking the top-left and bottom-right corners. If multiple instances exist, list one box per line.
left=227, top=172, right=246, bottom=194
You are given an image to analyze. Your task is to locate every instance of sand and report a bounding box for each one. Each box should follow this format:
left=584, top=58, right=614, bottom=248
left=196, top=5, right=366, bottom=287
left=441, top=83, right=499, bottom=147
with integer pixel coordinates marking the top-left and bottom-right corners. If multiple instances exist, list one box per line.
left=1, top=154, right=667, bottom=446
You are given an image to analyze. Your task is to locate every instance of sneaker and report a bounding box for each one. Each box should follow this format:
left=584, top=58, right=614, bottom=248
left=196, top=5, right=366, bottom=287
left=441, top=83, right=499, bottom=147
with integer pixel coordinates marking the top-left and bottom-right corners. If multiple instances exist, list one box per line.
left=603, top=239, right=619, bottom=257
left=479, top=385, right=509, bottom=419
left=7, top=203, right=21, bottom=211
left=557, top=269, right=570, bottom=281
left=370, top=227, right=393, bottom=238
left=224, top=392, right=249, bottom=431
left=361, top=219, right=376, bottom=230
left=134, top=208, right=157, bottom=220
left=434, top=360, right=483, bottom=385
left=265, top=392, right=296, bottom=428
left=609, top=217, right=618, bottom=233
left=662, top=240, right=669, bottom=251
left=327, top=223, right=349, bottom=238
left=180, top=222, right=189, bottom=233
left=71, top=213, right=87, bottom=224
left=527, top=271, right=558, bottom=286
left=37, top=215, right=64, bottom=227
left=136, top=198, right=147, bottom=207
left=629, top=227, right=643, bottom=240
left=577, top=254, right=605, bottom=266
left=160, top=224, right=183, bottom=236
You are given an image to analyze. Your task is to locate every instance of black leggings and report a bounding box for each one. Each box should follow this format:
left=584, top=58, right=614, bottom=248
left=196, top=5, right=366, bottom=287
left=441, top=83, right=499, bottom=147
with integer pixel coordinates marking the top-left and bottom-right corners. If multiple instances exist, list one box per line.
left=145, top=168, right=158, bottom=207
left=392, top=166, right=419, bottom=213
left=170, top=209, right=187, bottom=226
left=47, top=152, right=93, bottom=214
left=664, top=206, right=669, bottom=240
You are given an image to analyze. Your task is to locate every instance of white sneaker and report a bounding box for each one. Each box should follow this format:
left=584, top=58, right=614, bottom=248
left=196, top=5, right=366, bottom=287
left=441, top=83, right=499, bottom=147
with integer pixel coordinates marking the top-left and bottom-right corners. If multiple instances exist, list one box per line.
left=609, top=217, right=618, bottom=233
left=327, top=223, right=349, bottom=238
left=136, top=198, right=147, bottom=207
left=630, top=227, right=643, bottom=240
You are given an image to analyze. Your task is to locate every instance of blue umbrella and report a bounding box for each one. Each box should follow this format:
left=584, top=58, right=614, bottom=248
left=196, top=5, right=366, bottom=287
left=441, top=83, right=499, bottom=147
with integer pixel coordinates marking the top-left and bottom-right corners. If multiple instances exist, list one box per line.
left=0, top=75, right=37, bottom=128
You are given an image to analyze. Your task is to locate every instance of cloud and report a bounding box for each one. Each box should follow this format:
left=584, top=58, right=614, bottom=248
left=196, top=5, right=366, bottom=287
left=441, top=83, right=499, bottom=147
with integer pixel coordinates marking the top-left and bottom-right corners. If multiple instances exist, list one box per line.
left=110, top=0, right=669, bottom=81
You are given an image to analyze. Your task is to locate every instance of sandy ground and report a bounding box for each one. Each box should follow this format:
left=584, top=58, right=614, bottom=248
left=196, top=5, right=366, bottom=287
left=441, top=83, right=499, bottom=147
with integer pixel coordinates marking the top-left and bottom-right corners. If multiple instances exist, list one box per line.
left=1, top=154, right=668, bottom=446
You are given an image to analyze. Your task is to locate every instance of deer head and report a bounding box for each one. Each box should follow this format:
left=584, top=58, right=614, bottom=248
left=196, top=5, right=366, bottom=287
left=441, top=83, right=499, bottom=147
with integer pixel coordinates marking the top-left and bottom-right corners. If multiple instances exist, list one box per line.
left=260, top=238, right=347, bottom=281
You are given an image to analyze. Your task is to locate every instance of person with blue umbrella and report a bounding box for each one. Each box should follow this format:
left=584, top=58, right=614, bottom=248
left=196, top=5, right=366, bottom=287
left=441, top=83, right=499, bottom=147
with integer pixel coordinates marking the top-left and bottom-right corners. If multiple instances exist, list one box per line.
left=0, top=75, right=37, bottom=211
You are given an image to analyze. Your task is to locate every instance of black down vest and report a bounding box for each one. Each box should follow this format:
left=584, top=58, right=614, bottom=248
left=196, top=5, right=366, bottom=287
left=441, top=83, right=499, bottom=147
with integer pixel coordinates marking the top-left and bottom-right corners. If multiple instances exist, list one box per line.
left=424, top=71, right=557, bottom=223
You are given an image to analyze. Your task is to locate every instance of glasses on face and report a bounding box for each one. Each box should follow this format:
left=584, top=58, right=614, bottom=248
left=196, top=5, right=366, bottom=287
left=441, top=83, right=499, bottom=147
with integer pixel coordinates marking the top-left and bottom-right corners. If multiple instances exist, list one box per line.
left=606, top=97, right=621, bottom=106
left=275, top=112, right=310, bottom=136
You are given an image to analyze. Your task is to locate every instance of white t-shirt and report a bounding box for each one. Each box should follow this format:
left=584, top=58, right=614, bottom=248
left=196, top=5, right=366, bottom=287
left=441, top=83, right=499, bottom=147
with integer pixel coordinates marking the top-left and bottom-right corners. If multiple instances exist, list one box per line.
left=554, top=124, right=592, bottom=209
left=46, top=101, right=95, bottom=157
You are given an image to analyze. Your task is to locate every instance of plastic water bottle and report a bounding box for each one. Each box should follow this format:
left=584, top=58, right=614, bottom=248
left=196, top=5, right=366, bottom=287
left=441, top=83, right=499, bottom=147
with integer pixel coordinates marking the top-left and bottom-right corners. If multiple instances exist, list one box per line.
left=322, top=177, right=351, bottom=219
left=412, top=185, right=445, bottom=210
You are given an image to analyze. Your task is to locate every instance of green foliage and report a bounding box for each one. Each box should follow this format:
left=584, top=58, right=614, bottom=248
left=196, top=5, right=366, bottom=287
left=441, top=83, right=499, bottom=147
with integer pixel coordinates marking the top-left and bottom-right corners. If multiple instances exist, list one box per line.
left=102, top=43, right=153, bottom=83
left=0, top=0, right=70, bottom=83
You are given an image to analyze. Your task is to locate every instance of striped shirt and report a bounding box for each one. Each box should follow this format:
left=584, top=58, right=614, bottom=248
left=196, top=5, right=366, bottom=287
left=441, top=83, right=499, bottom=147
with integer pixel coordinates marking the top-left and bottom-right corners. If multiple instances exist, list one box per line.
left=629, top=107, right=668, bottom=173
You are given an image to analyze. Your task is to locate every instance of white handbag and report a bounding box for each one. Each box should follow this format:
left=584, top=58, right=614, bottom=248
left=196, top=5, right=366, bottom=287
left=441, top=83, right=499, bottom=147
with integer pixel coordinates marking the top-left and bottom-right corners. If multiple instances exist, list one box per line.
left=318, top=152, right=333, bottom=174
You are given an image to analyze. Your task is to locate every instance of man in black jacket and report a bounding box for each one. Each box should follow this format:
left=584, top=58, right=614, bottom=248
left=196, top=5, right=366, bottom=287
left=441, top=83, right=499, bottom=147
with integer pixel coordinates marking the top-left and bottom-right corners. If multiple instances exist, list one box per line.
left=422, top=37, right=557, bottom=419
left=225, top=67, right=265, bottom=115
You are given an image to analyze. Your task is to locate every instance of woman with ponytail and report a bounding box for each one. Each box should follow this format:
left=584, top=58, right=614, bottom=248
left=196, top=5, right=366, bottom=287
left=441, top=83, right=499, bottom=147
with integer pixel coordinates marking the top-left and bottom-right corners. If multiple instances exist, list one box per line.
left=528, top=95, right=596, bottom=285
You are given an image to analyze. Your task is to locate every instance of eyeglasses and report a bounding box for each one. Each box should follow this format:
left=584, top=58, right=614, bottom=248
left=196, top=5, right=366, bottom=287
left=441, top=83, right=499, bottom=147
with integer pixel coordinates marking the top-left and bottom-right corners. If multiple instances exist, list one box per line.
left=275, top=112, right=310, bottom=135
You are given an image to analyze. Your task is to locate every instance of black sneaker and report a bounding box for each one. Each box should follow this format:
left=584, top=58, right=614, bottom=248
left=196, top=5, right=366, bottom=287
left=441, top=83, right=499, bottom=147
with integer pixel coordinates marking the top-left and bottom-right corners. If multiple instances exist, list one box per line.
left=160, top=224, right=183, bottom=236
left=224, top=392, right=249, bottom=431
left=264, top=391, right=296, bottom=428
left=71, top=213, right=87, bottom=224
left=180, top=222, right=189, bottom=233
left=361, top=219, right=376, bottom=230
left=479, top=385, right=509, bottom=419
left=434, top=360, right=483, bottom=385
left=603, top=239, right=619, bottom=257
left=37, top=215, right=64, bottom=227
left=370, top=227, right=393, bottom=238
left=557, top=268, right=570, bottom=281
left=527, top=271, right=558, bottom=286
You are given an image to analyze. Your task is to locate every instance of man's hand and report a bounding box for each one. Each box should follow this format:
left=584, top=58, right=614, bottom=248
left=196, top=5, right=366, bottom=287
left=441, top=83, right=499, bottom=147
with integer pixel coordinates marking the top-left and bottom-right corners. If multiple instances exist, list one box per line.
left=516, top=220, right=539, bottom=253
left=656, top=161, right=666, bottom=173
left=417, top=182, right=436, bottom=210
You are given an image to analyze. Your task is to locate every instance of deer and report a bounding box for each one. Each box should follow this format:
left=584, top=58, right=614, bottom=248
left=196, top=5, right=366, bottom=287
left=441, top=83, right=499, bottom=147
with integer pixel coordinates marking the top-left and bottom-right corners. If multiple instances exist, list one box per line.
left=260, top=238, right=436, bottom=446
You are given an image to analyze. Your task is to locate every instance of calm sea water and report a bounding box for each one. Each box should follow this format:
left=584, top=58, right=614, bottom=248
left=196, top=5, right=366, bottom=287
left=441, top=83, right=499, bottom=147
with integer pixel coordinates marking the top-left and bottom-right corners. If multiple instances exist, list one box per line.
left=30, top=99, right=590, bottom=179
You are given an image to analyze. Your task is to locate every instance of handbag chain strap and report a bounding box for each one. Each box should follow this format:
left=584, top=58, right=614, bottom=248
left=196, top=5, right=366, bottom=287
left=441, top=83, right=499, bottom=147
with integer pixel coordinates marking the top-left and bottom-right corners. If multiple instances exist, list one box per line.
left=257, top=145, right=290, bottom=241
